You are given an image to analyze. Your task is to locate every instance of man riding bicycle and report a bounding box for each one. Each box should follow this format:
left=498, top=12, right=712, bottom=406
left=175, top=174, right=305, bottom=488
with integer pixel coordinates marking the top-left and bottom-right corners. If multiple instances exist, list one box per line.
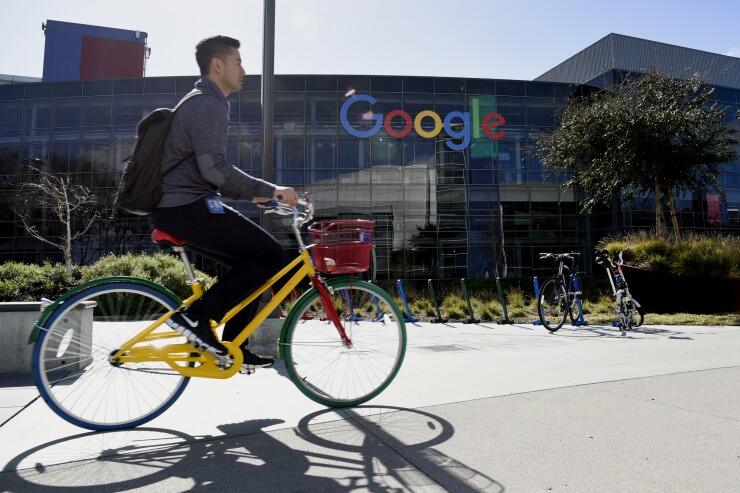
left=152, top=35, right=298, bottom=371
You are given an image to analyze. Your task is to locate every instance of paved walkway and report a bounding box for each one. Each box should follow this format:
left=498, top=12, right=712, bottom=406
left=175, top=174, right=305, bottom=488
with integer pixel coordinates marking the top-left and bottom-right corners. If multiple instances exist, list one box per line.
left=1, top=322, right=739, bottom=492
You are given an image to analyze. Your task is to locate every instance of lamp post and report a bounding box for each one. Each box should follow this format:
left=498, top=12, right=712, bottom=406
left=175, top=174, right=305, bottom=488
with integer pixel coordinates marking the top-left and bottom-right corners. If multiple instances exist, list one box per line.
left=261, top=0, right=276, bottom=231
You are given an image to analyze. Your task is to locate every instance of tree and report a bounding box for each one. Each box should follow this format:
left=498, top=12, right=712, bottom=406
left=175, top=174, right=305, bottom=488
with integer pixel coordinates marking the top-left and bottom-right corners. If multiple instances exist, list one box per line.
left=535, top=70, right=739, bottom=240
left=13, top=161, right=99, bottom=274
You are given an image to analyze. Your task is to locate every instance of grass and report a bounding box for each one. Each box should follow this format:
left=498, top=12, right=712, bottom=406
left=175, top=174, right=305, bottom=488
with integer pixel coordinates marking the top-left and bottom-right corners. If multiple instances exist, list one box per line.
left=599, top=231, right=740, bottom=279
left=358, top=284, right=739, bottom=326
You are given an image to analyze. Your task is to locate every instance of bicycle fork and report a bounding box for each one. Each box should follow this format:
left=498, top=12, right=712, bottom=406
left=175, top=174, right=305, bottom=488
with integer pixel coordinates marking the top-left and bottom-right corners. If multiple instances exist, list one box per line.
left=310, top=275, right=353, bottom=347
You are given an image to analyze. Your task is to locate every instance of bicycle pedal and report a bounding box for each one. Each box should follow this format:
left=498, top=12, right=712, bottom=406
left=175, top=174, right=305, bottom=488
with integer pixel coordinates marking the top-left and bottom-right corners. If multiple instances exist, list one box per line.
left=215, top=355, right=234, bottom=370
left=239, top=366, right=255, bottom=375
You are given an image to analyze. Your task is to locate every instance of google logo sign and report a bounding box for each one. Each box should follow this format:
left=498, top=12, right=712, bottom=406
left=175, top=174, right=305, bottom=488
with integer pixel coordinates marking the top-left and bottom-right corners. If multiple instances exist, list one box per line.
left=340, top=94, right=506, bottom=151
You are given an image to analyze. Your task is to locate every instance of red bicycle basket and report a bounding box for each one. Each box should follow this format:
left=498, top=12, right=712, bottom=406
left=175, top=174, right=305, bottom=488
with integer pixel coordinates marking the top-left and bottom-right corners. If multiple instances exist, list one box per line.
left=308, top=220, right=374, bottom=274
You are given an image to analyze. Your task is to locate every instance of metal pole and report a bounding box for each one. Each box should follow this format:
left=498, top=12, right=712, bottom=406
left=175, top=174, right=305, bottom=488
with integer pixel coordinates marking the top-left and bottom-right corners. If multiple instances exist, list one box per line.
left=261, top=0, right=275, bottom=230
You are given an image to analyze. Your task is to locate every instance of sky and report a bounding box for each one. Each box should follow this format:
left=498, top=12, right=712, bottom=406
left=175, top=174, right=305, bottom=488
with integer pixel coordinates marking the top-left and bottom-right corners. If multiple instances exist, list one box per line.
left=2, top=0, right=739, bottom=81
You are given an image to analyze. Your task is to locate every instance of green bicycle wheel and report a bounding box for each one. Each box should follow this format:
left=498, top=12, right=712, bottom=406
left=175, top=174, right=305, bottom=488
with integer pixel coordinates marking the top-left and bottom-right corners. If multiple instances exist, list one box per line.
left=281, top=278, right=407, bottom=407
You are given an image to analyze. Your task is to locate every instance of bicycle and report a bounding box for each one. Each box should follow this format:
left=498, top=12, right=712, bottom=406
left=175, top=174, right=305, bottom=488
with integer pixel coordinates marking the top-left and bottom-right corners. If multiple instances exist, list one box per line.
left=29, top=195, right=408, bottom=431
left=594, top=249, right=644, bottom=330
left=536, top=252, right=585, bottom=332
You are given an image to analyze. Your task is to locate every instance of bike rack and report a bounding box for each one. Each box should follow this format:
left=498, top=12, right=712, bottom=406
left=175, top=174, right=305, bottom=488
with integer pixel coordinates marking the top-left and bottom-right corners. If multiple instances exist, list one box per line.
left=427, top=279, right=448, bottom=323
left=366, top=281, right=385, bottom=322
left=532, top=276, right=544, bottom=325
left=396, top=279, right=419, bottom=323
left=342, top=290, right=362, bottom=321
left=495, top=277, right=513, bottom=324
left=570, top=275, right=589, bottom=327
left=460, top=278, right=480, bottom=324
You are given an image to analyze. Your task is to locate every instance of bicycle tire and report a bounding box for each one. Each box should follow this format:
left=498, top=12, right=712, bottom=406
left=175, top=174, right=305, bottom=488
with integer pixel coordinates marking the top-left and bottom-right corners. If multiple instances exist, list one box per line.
left=281, top=278, right=407, bottom=407
left=621, top=298, right=644, bottom=329
left=33, top=280, right=189, bottom=431
left=538, top=278, right=568, bottom=332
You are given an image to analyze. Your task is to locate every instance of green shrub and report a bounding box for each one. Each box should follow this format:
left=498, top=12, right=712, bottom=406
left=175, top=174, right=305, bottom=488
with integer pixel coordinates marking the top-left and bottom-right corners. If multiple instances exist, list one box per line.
left=78, top=252, right=216, bottom=301
left=0, top=261, right=78, bottom=301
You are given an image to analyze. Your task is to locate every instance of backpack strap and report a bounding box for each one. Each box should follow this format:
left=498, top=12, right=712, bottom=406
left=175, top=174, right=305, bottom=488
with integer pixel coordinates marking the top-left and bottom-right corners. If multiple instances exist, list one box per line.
left=162, top=90, right=204, bottom=176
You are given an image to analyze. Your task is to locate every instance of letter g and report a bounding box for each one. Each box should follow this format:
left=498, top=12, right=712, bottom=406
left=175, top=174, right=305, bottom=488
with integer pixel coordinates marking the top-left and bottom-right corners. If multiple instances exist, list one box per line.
left=340, top=94, right=382, bottom=138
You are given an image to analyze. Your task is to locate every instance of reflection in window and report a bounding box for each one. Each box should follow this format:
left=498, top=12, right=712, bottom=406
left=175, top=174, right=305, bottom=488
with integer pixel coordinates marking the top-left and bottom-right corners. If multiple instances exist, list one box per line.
left=82, top=96, right=112, bottom=126
left=113, top=95, right=143, bottom=126
left=53, top=98, right=82, bottom=127
left=0, top=101, right=23, bottom=130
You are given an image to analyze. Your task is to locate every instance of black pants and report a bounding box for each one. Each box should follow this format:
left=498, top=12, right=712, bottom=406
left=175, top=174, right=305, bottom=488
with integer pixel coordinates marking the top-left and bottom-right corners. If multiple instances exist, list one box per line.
left=152, top=199, right=284, bottom=342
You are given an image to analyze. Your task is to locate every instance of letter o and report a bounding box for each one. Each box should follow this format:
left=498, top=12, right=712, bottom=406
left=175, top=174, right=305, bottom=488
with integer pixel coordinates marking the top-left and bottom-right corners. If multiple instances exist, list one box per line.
left=384, top=110, right=412, bottom=138
left=414, top=110, right=443, bottom=138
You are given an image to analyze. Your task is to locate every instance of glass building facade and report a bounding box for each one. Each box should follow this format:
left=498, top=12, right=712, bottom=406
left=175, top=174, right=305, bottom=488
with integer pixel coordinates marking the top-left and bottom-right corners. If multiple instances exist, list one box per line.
left=0, top=73, right=738, bottom=281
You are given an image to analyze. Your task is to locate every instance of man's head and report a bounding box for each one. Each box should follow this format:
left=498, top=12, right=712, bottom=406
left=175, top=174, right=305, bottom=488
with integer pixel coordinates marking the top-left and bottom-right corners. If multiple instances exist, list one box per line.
left=195, top=35, right=244, bottom=95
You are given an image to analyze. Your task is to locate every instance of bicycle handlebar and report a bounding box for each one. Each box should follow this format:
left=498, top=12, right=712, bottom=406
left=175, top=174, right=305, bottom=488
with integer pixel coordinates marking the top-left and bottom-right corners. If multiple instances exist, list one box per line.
left=260, top=193, right=314, bottom=229
left=594, top=248, right=628, bottom=268
left=539, top=252, right=579, bottom=261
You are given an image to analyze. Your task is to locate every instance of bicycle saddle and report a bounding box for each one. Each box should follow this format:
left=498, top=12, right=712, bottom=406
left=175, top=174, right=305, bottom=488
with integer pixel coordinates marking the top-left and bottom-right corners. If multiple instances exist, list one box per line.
left=151, top=229, right=187, bottom=248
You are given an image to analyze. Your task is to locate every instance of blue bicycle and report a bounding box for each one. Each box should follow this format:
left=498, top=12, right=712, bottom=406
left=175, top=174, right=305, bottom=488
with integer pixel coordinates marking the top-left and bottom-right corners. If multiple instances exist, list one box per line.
left=537, top=252, right=584, bottom=332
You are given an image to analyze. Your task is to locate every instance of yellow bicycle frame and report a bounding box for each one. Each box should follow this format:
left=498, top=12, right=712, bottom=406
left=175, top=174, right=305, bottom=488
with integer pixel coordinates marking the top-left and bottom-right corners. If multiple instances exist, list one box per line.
left=110, top=249, right=317, bottom=379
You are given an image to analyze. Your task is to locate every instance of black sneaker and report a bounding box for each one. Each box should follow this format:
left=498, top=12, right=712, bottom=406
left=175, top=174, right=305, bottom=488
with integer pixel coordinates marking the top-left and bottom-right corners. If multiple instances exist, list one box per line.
left=166, top=309, right=228, bottom=358
left=239, top=348, right=275, bottom=373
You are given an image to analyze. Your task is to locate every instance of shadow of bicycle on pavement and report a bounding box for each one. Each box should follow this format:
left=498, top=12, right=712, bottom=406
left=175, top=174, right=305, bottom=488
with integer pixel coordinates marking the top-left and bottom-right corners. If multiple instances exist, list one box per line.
left=2, top=407, right=504, bottom=492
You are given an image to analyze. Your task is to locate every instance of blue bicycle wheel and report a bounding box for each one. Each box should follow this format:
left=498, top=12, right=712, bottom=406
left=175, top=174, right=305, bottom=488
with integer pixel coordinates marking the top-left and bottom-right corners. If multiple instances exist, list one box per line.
left=33, top=280, right=189, bottom=431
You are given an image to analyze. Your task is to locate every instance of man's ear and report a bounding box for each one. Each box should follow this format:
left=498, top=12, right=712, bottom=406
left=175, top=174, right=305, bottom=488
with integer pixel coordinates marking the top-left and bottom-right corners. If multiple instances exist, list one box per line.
left=210, top=57, right=222, bottom=75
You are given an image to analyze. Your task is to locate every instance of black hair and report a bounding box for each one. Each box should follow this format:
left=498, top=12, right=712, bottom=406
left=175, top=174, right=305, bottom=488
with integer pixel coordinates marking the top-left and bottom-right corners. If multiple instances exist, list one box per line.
left=195, top=35, right=241, bottom=76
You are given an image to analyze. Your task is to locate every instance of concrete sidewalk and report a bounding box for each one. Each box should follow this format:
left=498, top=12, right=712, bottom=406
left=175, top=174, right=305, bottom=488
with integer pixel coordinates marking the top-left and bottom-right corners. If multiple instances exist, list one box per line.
left=1, top=322, right=739, bottom=492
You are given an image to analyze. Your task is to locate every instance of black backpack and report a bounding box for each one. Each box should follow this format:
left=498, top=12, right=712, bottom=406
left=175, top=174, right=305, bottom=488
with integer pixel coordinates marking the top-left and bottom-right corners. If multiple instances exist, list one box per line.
left=114, top=90, right=202, bottom=216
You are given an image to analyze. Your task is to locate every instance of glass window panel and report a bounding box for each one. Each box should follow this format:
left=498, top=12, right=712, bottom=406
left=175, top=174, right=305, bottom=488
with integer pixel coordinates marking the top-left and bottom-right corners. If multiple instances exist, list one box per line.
left=526, top=99, right=557, bottom=126
left=338, top=139, right=360, bottom=169
left=306, top=76, right=337, bottom=91
left=465, top=78, right=495, bottom=95
left=113, top=95, right=143, bottom=125
left=370, top=138, right=402, bottom=167
left=238, top=139, right=260, bottom=174
left=81, top=126, right=111, bottom=140
left=113, top=79, right=144, bottom=95
left=82, top=96, right=112, bottom=126
left=0, top=85, right=24, bottom=100
left=496, top=96, right=525, bottom=125
left=274, top=76, right=305, bottom=91
left=53, top=82, right=83, bottom=98
left=176, top=77, right=199, bottom=94
left=239, top=92, right=261, bottom=122
left=143, top=93, right=178, bottom=113
left=310, top=138, right=336, bottom=169
left=306, top=92, right=338, bottom=129
left=339, top=76, right=370, bottom=95
left=403, top=77, right=433, bottom=93
left=274, top=92, right=305, bottom=124
left=435, top=78, right=465, bottom=94
left=496, top=80, right=525, bottom=96
left=144, top=78, right=176, bottom=94
left=526, top=82, right=553, bottom=98
left=434, top=93, right=465, bottom=116
left=553, top=83, right=574, bottom=99
left=0, top=101, right=23, bottom=130
left=25, top=83, right=53, bottom=99
left=713, top=86, right=736, bottom=103
left=83, top=80, right=113, bottom=96
left=406, top=138, right=434, bottom=166
left=53, top=98, right=82, bottom=127
left=371, top=76, right=402, bottom=92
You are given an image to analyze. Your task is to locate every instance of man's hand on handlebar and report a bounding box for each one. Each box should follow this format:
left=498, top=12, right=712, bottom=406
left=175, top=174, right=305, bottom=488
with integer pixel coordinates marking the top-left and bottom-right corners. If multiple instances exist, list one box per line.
left=253, top=186, right=298, bottom=208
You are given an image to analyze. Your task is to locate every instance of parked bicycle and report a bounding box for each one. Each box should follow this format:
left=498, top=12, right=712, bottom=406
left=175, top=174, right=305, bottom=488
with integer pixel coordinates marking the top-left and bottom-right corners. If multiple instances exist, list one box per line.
left=537, top=252, right=585, bottom=332
left=29, top=195, right=407, bottom=431
left=594, top=249, right=644, bottom=330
